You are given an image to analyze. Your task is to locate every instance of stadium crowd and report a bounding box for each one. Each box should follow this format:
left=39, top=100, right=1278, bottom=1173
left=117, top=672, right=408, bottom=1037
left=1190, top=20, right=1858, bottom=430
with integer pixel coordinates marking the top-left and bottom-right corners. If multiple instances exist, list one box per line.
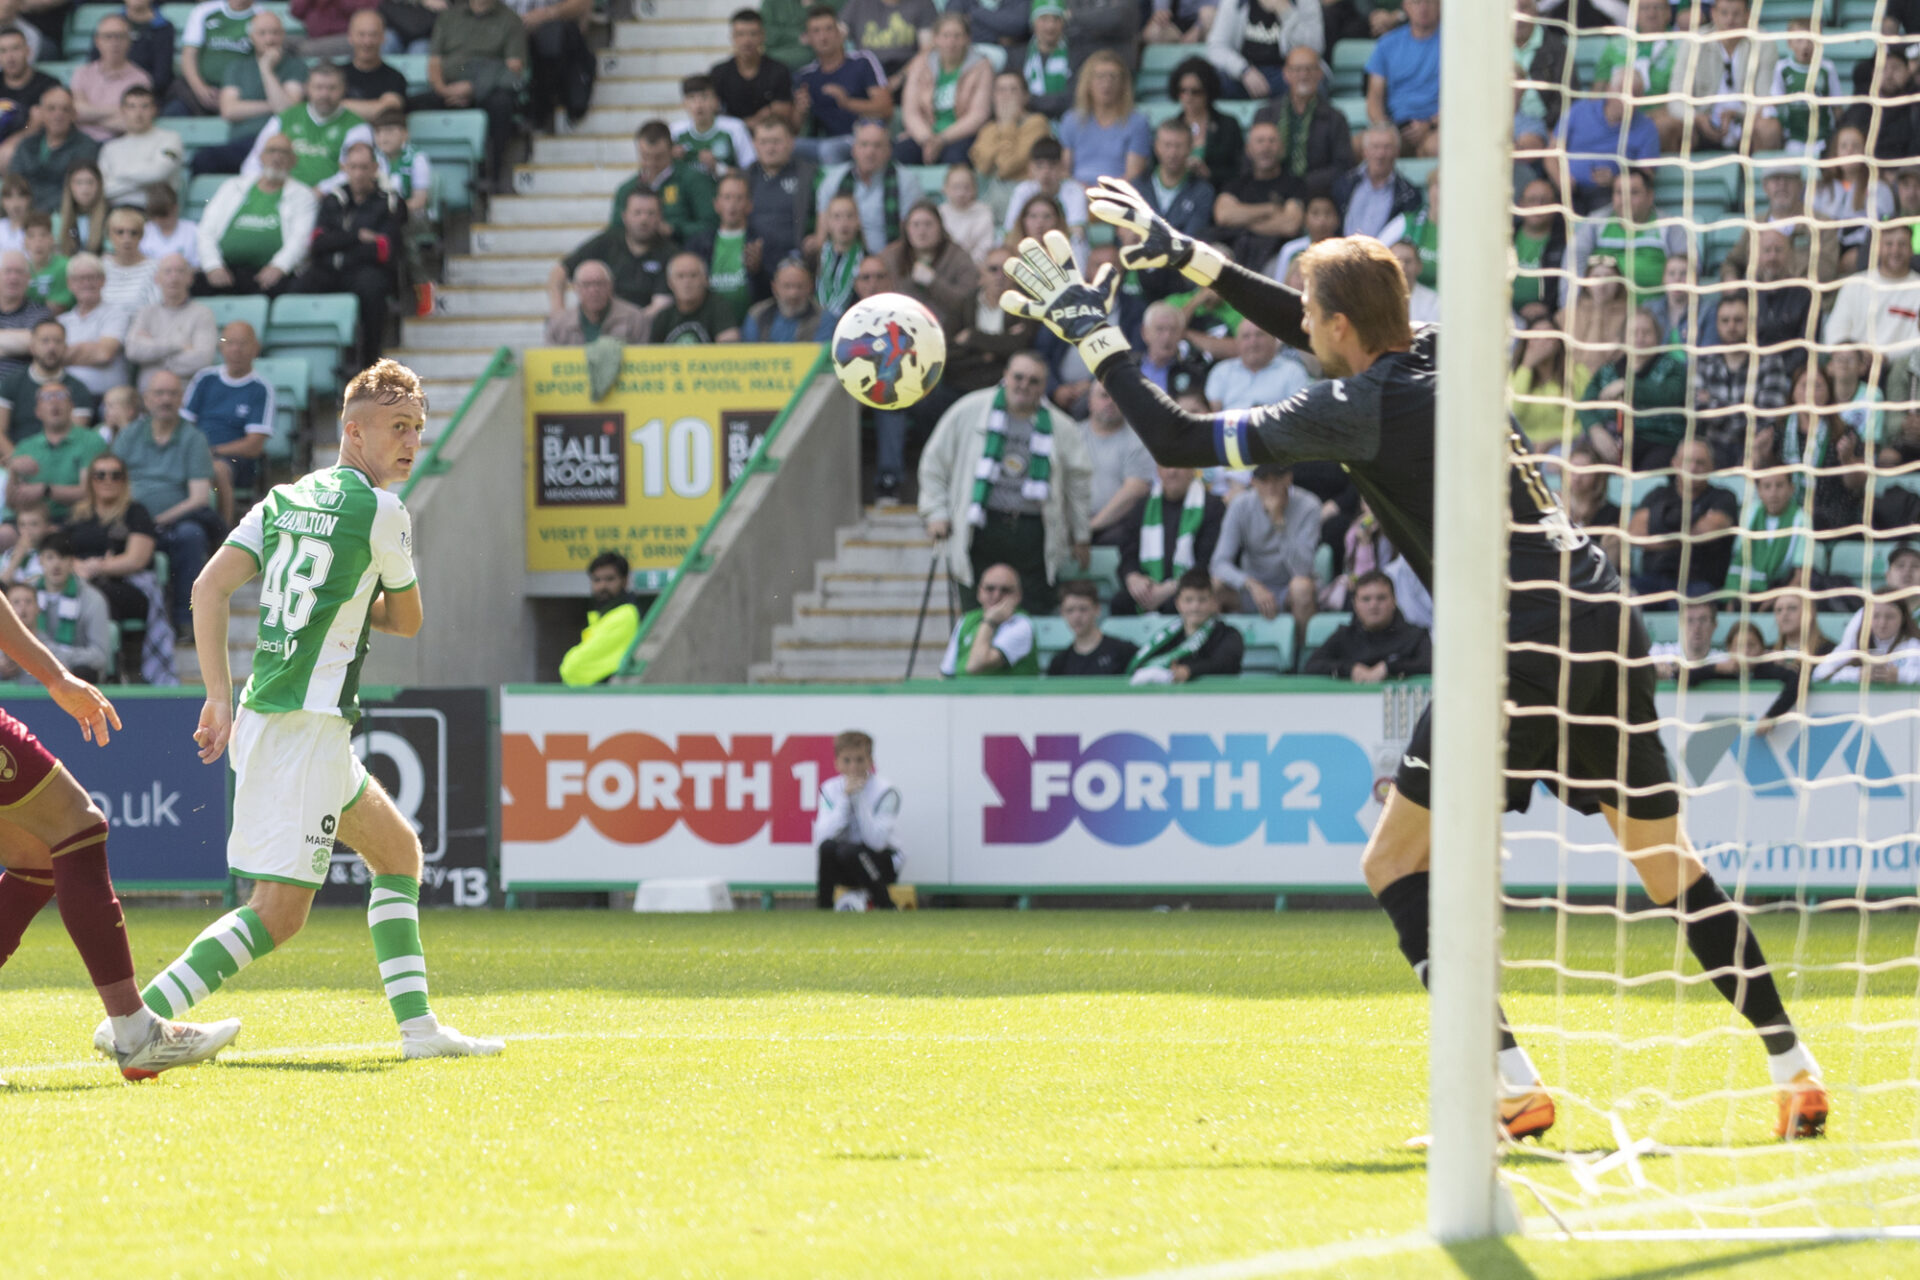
left=535, top=0, right=1920, bottom=688
left=0, top=0, right=591, bottom=685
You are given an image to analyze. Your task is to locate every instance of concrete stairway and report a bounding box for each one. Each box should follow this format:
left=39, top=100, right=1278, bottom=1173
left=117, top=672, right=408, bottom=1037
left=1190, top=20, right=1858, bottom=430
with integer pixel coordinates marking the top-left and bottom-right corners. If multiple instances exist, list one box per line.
left=751, top=509, right=956, bottom=683
left=376, top=0, right=730, bottom=449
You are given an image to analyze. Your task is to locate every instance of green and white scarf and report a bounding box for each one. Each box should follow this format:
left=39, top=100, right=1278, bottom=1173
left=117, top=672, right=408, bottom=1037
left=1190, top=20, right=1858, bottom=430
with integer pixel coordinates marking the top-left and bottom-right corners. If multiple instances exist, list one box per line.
left=1024, top=44, right=1070, bottom=100
left=38, top=574, right=81, bottom=646
left=966, top=388, right=1053, bottom=527
left=817, top=240, right=858, bottom=314
left=837, top=164, right=903, bottom=247
left=1138, top=476, right=1206, bottom=581
left=1126, top=616, right=1218, bottom=675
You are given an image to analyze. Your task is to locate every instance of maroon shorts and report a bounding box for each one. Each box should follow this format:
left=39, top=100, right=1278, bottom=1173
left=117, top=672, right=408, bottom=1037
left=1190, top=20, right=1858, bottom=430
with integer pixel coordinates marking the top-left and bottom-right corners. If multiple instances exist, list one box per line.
left=0, top=707, right=63, bottom=810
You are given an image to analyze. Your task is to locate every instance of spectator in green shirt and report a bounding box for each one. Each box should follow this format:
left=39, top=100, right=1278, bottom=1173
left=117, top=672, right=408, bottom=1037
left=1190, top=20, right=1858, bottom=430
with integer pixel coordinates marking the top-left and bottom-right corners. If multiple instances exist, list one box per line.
left=0, top=319, right=96, bottom=449
left=7, top=381, right=105, bottom=521
left=7, top=88, right=100, bottom=213
left=610, top=120, right=720, bottom=246
left=188, top=10, right=307, bottom=175
left=648, top=252, right=741, bottom=345
left=423, top=0, right=529, bottom=191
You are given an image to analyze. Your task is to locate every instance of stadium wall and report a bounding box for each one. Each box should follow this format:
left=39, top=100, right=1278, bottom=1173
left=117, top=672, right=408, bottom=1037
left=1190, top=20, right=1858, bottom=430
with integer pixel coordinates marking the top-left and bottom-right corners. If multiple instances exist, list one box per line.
left=361, top=369, right=541, bottom=687
left=622, top=374, right=859, bottom=684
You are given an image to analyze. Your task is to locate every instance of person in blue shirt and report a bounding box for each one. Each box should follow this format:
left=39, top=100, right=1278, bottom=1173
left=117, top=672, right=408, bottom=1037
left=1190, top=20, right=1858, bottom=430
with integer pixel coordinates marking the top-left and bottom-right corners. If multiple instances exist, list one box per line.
left=742, top=258, right=827, bottom=341
left=1364, top=0, right=1441, bottom=158
left=793, top=5, right=893, bottom=167
left=180, top=320, right=274, bottom=523
left=1555, top=67, right=1660, bottom=216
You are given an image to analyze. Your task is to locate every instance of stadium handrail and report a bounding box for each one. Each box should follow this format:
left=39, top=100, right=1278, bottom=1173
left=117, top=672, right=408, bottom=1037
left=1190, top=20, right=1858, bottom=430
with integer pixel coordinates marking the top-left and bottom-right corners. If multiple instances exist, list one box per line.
left=615, top=345, right=835, bottom=679
left=398, top=346, right=517, bottom=504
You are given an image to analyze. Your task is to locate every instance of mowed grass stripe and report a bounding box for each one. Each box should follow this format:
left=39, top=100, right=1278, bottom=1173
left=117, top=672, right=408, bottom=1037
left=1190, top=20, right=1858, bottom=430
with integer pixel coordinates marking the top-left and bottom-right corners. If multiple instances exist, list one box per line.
left=3, top=909, right=1916, bottom=1279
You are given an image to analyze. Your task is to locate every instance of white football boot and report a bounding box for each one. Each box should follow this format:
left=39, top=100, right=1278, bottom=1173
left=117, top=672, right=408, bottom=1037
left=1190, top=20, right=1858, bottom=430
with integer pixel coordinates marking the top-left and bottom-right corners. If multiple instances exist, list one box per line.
left=95, top=1014, right=242, bottom=1080
left=401, top=1022, right=506, bottom=1059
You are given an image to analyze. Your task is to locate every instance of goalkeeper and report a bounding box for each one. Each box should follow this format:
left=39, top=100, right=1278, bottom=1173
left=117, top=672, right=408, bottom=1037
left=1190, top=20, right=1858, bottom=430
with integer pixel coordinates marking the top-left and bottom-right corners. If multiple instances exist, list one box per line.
left=998, top=182, right=1828, bottom=1144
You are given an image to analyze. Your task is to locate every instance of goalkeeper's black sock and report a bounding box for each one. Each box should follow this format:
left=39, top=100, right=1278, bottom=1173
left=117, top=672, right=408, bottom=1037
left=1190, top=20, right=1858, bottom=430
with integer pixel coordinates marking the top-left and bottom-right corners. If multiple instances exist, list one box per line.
left=1376, top=871, right=1521, bottom=1055
left=1679, top=872, right=1798, bottom=1057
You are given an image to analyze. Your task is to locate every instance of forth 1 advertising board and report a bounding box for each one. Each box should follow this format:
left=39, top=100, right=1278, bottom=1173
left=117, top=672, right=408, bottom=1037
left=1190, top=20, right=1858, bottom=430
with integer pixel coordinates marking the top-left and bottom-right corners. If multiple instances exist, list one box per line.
left=501, top=685, right=1920, bottom=894
left=522, top=345, right=815, bottom=591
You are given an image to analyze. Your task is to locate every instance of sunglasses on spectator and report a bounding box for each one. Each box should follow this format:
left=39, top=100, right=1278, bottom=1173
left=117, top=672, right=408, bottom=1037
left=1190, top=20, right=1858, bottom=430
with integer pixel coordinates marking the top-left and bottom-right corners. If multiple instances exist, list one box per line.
left=91, top=468, right=125, bottom=481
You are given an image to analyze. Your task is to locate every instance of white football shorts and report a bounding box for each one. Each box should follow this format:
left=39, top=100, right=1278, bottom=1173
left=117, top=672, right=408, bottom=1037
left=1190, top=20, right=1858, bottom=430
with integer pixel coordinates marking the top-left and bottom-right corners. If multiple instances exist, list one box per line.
left=226, top=707, right=370, bottom=888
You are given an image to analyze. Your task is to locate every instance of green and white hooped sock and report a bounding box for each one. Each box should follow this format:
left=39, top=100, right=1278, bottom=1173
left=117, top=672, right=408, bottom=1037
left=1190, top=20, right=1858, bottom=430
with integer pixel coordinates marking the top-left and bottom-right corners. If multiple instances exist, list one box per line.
left=142, top=907, right=274, bottom=1017
left=369, top=874, right=434, bottom=1030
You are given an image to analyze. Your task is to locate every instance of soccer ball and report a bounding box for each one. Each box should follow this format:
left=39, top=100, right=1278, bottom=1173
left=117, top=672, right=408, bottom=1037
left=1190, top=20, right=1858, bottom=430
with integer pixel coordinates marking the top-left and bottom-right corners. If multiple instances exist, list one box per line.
left=831, top=292, right=946, bottom=410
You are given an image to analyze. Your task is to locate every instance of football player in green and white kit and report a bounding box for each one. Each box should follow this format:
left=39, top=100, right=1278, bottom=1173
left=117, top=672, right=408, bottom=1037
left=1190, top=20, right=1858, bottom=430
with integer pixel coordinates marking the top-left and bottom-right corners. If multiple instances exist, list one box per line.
left=102, top=360, right=503, bottom=1061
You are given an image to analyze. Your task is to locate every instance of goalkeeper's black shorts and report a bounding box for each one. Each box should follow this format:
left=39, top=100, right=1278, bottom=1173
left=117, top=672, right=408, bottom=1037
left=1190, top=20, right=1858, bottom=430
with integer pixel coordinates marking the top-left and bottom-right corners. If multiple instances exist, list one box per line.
left=1393, top=603, right=1680, bottom=821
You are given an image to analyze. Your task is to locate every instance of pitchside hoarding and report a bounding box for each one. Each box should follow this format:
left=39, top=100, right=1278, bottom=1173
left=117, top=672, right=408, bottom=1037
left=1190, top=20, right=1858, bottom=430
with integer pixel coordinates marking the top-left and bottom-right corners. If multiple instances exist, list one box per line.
left=5, top=692, right=228, bottom=886
left=500, top=687, right=1920, bottom=893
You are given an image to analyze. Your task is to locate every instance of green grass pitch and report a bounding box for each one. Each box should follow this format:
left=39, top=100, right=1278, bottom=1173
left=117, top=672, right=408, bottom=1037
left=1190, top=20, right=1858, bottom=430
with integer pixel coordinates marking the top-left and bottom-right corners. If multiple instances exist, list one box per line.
left=3, top=907, right=1917, bottom=1279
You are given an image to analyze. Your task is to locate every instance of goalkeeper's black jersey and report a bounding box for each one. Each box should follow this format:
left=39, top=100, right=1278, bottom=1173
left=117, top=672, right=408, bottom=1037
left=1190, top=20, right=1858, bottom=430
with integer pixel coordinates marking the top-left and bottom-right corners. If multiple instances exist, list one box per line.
left=1097, top=265, right=1618, bottom=643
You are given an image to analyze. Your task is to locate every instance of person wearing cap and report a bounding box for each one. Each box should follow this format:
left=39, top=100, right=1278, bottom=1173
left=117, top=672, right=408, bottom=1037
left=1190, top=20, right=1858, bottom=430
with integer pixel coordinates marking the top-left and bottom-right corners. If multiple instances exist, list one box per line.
left=1022, top=0, right=1072, bottom=119
left=1210, top=462, right=1320, bottom=648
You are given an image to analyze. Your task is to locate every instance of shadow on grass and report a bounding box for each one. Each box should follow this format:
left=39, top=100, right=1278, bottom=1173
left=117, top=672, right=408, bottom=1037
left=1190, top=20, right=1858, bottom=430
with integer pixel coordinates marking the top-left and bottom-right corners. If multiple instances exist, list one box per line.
left=1024, top=1157, right=1421, bottom=1176
left=0, top=1074, right=126, bottom=1094
left=1447, top=1239, right=1837, bottom=1280
left=219, top=1058, right=401, bottom=1075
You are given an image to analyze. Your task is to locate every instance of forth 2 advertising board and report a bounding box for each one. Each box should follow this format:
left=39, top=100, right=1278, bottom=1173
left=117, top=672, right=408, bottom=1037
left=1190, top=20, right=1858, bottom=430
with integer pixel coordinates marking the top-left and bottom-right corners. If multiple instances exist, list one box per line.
left=522, top=345, right=815, bottom=589
left=318, top=687, right=495, bottom=907
left=500, top=686, right=1920, bottom=894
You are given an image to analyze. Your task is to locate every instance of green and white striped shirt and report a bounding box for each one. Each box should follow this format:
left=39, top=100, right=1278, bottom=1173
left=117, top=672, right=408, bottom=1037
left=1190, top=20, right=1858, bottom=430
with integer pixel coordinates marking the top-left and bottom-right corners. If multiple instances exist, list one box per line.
left=226, top=466, right=415, bottom=723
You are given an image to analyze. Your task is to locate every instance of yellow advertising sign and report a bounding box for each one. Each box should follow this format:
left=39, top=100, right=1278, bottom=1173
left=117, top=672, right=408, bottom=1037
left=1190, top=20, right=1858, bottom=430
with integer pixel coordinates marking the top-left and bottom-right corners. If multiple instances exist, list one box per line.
left=522, top=345, right=815, bottom=584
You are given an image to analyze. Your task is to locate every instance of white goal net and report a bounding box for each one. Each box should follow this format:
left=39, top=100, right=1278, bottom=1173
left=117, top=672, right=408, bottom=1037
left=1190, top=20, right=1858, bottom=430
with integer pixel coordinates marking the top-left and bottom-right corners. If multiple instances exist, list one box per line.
left=1449, top=0, right=1920, bottom=1239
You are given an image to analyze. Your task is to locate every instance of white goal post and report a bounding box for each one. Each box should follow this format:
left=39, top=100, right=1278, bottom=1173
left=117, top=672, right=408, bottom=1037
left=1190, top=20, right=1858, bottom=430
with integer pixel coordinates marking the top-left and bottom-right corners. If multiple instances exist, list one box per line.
left=1435, top=0, right=1920, bottom=1244
left=1430, top=0, right=1515, bottom=1245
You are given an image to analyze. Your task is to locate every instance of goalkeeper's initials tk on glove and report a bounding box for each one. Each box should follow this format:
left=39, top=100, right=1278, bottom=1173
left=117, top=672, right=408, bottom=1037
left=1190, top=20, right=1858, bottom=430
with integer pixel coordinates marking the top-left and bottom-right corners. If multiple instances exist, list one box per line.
left=998, top=229, right=1130, bottom=375
left=1086, top=176, right=1226, bottom=286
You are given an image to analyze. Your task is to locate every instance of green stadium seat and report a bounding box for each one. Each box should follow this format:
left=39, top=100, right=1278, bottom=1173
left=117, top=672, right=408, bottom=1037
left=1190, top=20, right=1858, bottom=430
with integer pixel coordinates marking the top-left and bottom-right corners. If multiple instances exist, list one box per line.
left=1102, top=614, right=1165, bottom=648
left=1142, top=99, right=1181, bottom=127
left=1227, top=615, right=1294, bottom=674
left=902, top=165, right=947, bottom=198
left=251, top=355, right=310, bottom=465
left=1571, top=35, right=1606, bottom=92
left=385, top=53, right=431, bottom=97
left=1837, top=0, right=1880, bottom=27
left=169, top=116, right=233, bottom=153
left=64, top=4, right=121, bottom=58
left=183, top=172, right=228, bottom=221
left=1329, top=39, right=1373, bottom=97
left=1313, top=542, right=1333, bottom=583
left=429, top=164, right=468, bottom=214
left=1825, top=539, right=1890, bottom=588
left=1032, top=615, right=1071, bottom=660
left=202, top=294, right=269, bottom=338
left=267, top=293, right=358, bottom=396
left=1396, top=157, right=1436, bottom=189
left=267, top=292, right=357, bottom=349
left=1754, top=0, right=1822, bottom=28
left=1644, top=612, right=1680, bottom=646
left=1218, top=99, right=1262, bottom=128
left=40, top=60, right=77, bottom=85
left=1332, top=95, right=1370, bottom=132
left=1300, top=612, right=1349, bottom=669
left=1139, top=43, right=1190, bottom=86
left=408, top=110, right=487, bottom=184
left=1059, top=544, right=1121, bottom=602
left=1714, top=611, right=1779, bottom=647
left=1699, top=222, right=1748, bottom=272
